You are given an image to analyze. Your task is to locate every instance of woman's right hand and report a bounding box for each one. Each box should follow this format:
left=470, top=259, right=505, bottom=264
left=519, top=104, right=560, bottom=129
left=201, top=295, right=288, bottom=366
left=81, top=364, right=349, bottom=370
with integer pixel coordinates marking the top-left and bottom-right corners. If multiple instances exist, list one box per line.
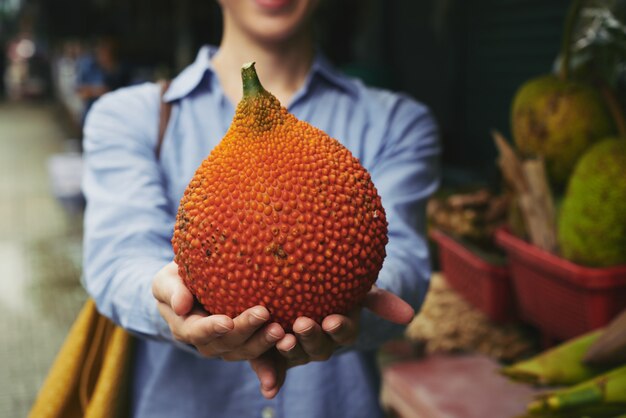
left=152, top=261, right=285, bottom=360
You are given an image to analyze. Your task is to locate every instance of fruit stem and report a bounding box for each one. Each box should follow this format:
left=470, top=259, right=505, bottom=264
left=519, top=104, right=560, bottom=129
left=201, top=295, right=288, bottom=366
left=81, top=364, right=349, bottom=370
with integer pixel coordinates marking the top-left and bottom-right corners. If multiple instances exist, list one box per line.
left=600, top=84, right=626, bottom=139
left=559, top=0, right=584, bottom=81
left=241, top=62, right=267, bottom=98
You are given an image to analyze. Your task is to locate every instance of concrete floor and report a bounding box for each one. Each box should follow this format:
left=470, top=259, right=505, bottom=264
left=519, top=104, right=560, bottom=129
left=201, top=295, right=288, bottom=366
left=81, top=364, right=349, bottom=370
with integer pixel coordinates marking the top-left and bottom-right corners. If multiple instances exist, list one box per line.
left=0, top=102, right=86, bottom=418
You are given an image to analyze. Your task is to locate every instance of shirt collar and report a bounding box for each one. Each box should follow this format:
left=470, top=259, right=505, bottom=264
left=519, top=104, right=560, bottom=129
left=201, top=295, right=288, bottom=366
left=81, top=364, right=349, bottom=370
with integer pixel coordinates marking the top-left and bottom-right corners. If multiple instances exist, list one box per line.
left=162, top=45, right=358, bottom=103
left=308, top=51, right=358, bottom=97
left=162, top=45, right=215, bottom=103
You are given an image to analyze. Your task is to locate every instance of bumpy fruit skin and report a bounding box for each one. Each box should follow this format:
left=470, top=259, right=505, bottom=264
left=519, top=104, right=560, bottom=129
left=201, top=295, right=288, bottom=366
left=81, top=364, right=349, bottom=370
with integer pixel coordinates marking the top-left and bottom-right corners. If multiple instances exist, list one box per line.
left=511, top=75, right=615, bottom=186
left=558, top=138, right=626, bottom=267
left=172, top=64, right=388, bottom=331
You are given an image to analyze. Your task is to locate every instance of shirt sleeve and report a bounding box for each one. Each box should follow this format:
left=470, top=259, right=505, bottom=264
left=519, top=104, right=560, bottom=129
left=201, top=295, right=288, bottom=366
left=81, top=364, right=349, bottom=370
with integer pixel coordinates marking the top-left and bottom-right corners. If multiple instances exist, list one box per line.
left=81, top=84, right=193, bottom=351
left=352, top=95, right=441, bottom=351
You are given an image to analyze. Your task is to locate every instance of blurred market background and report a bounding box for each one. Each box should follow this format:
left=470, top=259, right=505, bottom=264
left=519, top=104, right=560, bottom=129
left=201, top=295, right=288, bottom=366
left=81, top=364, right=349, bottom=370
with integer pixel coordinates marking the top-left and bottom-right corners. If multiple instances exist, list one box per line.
left=1, top=0, right=626, bottom=417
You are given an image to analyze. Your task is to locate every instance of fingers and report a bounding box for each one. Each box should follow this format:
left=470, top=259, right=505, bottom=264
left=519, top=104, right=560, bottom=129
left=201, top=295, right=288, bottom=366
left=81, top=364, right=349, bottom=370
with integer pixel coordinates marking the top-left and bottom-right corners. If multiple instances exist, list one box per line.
left=152, top=261, right=194, bottom=316
left=186, top=314, right=235, bottom=346
left=276, top=334, right=309, bottom=366
left=274, top=312, right=359, bottom=367
left=363, top=286, right=415, bottom=324
left=156, top=296, right=283, bottom=360
left=246, top=287, right=413, bottom=367
left=215, top=306, right=271, bottom=347
left=292, top=317, right=335, bottom=361
left=204, top=306, right=285, bottom=360
left=322, top=312, right=359, bottom=346
left=249, top=354, right=277, bottom=393
left=157, top=302, right=234, bottom=346
left=220, top=321, right=284, bottom=361
left=249, top=352, right=287, bottom=400
left=170, top=289, right=195, bottom=316
left=271, top=361, right=287, bottom=399
left=151, top=262, right=285, bottom=361
left=151, top=262, right=179, bottom=304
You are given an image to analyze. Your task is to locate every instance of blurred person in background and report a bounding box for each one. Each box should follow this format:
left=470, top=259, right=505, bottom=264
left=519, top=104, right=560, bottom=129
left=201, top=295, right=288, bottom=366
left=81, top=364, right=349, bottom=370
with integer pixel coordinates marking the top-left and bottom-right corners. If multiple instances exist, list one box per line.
left=82, top=0, right=440, bottom=417
left=52, top=40, right=85, bottom=126
left=76, top=36, right=130, bottom=125
left=4, top=24, right=48, bottom=100
left=0, top=36, right=5, bottom=98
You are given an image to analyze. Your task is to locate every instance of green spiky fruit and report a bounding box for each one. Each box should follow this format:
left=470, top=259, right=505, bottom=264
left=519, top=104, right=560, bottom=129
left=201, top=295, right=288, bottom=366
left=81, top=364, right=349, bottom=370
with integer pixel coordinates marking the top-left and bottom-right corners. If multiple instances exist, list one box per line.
left=558, top=138, right=626, bottom=267
left=511, top=75, right=615, bottom=186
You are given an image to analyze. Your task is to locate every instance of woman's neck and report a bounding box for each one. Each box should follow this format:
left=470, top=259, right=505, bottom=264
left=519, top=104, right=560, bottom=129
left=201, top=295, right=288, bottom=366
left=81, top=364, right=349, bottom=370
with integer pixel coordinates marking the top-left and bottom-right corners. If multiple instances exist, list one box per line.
left=212, top=22, right=315, bottom=106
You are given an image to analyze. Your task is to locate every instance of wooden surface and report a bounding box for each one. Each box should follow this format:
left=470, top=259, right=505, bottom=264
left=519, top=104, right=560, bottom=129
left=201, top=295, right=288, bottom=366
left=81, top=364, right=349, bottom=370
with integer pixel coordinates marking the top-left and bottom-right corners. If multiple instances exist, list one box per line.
left=381, top=354, right=542, bottom=418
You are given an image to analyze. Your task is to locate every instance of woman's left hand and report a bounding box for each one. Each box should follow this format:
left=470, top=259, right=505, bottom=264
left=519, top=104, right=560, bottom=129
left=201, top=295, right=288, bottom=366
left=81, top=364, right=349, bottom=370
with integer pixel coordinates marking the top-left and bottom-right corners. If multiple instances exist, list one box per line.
left=249, top=287, right=415, bottom=399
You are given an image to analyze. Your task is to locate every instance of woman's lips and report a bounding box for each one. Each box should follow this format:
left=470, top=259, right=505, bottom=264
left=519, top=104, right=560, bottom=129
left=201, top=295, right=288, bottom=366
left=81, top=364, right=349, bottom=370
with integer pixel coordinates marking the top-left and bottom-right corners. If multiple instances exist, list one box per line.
left=254, top=0, right=293, bottom=11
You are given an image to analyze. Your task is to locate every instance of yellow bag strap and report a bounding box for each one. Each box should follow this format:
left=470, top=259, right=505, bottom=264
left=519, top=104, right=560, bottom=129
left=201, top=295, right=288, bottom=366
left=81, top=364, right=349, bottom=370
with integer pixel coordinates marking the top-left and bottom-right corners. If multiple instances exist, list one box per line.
left=79, top=311, right=112, bottom=412
left=85, top=326, right=133, bottom=418
left=29, top=299, right=134, bottom=418
left=28, top=299, right=99, bottom=418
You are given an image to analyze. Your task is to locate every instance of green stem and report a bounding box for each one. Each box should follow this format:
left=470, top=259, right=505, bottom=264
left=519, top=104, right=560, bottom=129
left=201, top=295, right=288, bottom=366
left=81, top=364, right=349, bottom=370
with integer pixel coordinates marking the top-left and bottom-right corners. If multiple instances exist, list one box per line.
left=560, top=0, right=584, bottom=81
left=532, top=364, right=626, bottom=412
left=547, top=386, right=603, bottom=410
left=241, top=62, right=267, bottom=98
left=600, top=84, right=626, bottom=139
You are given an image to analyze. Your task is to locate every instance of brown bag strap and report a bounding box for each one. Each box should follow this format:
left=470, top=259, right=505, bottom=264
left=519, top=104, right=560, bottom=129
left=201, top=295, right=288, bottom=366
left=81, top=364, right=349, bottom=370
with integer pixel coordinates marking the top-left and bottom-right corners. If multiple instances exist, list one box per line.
left=156, top=80, right=173, bottom=160
left=79, top=313, right=112, bottom=413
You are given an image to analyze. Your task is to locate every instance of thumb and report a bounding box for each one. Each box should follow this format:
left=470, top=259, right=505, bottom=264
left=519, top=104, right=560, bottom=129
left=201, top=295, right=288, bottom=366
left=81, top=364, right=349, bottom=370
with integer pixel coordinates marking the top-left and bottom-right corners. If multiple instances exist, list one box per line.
left=363, top=287, right=415, bottom=324
left=152, top=262, right=194, bottom=316
left=170, top=285, right=194, bottom=316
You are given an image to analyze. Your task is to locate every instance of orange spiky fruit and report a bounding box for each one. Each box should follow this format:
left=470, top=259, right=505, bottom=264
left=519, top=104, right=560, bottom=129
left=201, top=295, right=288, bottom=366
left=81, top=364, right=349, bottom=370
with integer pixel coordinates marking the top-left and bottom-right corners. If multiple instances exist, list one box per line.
left=172, top=62, right=387, bottom=330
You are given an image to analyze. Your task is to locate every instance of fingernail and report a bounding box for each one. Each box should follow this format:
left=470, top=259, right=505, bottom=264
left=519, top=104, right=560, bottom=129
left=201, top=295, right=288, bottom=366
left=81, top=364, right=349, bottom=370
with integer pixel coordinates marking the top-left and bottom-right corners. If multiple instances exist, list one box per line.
left=326, top=321, right=342, bottom=333
left=297, top=324, right=314, bottom=337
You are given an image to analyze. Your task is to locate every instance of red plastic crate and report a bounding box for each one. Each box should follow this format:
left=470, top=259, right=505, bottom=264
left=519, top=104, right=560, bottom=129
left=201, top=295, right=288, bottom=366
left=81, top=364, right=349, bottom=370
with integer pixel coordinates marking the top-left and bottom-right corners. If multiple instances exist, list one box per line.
left=430, top=229, right=516, bottom=322
left=495, top=228, right=626, bottom=340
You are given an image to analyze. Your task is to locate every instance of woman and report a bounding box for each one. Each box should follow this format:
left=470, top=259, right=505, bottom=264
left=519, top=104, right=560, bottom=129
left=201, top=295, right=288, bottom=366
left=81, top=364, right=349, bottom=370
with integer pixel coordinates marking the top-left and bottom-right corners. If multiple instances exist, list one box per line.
left=82, top=0, right=440, bottom=417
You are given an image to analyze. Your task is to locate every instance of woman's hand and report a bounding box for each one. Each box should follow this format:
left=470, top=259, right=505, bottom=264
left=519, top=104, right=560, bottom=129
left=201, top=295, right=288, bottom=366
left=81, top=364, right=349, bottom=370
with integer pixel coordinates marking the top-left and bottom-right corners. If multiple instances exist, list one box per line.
left=249, top=287, right=415, bottom=399
left=152, top=262, right=285, bottom=360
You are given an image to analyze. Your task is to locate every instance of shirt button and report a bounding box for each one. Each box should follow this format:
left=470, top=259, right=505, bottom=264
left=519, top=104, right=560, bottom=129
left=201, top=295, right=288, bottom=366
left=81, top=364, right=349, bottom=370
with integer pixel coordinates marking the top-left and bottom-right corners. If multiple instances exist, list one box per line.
left=261, top=406, right=275, bottom=418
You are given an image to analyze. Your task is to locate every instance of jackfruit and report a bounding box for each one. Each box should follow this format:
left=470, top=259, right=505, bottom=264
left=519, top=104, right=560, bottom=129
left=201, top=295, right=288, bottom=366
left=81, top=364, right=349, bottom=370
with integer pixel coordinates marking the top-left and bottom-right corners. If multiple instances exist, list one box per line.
left=558, top=138, right=626, bottom=267
left=172, top=63, right=388, bottom=330
left=511, top=75, right=615, bottom=186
